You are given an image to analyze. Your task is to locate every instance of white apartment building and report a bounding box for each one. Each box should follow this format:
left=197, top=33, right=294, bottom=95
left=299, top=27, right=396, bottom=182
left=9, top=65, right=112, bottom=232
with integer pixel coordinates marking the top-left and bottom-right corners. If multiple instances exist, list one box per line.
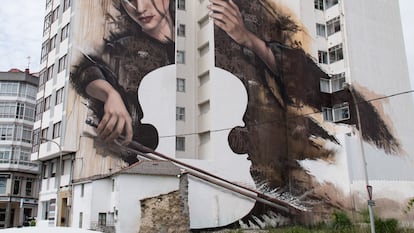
left=0, top=69, right=40, bottom=228
left=33, top=0, right=414, bottom=231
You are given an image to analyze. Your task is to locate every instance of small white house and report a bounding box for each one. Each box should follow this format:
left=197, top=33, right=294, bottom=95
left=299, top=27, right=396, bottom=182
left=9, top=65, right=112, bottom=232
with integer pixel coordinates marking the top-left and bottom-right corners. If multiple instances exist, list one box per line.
left=71, top=161, right=182, bottom=233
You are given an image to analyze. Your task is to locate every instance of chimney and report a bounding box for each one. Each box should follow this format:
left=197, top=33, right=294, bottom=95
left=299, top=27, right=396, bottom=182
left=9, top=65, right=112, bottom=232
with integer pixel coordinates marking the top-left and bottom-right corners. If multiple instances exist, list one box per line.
left=25, top=68, right=30, bottom=74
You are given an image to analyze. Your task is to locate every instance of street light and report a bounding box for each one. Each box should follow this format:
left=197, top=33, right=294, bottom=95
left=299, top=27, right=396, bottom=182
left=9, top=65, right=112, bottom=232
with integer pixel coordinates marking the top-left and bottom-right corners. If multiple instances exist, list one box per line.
left=40, top=137, right=63, bottom=227
left=343, top=83, right=376, bottom=233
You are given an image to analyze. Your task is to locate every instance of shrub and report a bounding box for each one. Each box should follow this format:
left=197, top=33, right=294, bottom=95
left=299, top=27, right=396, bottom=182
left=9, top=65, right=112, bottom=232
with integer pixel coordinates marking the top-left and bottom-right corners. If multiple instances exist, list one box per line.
left=332, top=211, right=352, bottom=230
left=375, top=218, right=398, bottom=233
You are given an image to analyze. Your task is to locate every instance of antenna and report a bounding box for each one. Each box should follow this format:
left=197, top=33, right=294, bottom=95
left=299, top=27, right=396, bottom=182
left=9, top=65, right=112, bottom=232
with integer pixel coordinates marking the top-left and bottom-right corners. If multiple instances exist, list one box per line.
left=26, top=56, right=31, bottom=69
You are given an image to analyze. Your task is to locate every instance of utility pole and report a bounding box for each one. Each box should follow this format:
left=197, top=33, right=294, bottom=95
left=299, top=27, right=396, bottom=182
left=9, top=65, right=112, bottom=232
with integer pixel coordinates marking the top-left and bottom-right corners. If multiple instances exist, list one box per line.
left=344, top=83, right=376, bottom=233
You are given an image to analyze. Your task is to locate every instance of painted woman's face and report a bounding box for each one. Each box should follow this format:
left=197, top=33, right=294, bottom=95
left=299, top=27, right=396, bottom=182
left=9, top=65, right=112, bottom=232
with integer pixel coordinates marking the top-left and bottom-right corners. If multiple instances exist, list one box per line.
left=122, top=0, right=172, bottom=41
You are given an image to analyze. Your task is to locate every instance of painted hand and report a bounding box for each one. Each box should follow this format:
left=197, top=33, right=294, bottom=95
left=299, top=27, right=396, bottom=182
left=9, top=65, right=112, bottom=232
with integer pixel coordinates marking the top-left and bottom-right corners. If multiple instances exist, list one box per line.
left=97, top=90, right=133, bottom=145
left=208, top=0, right=253, bottom=48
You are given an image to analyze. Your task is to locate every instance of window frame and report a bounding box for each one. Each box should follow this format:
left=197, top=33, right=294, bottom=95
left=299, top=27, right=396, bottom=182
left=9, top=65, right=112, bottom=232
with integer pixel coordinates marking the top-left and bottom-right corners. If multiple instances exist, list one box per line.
left=176, top=136, right=185, bottom=151
left=176, top=107, right=185, bottom=121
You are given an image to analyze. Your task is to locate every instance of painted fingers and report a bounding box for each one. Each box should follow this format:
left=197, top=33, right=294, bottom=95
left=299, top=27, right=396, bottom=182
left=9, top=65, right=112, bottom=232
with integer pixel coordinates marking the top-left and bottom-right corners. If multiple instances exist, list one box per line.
left=97, top=91, right=133, bottom=145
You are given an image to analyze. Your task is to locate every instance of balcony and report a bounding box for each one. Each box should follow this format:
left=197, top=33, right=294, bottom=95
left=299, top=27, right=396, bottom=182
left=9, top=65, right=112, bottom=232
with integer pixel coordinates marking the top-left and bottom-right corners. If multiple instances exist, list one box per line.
left=0, top=159, right=39, bottom=172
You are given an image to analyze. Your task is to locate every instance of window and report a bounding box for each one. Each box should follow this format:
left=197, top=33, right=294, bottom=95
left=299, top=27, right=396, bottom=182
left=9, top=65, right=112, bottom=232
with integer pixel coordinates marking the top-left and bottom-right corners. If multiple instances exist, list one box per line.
left=47, top=64, right=54, bottom=81
left=0, top=124, right=13, bottom=141
left=98, top=213, right=107, bottom=226
left=32, top=128, right=40, bottom=153
left=322, top=107, right=333, bottom=122
left=327, top=16, right=341, bottom=36
left=63, top=0, right=72, bottom=12
left=41, top=40, right=50, bottom=63
left=56, top=88, right=64, bottom=105
left=53, top=122, right=61, bottom=138
left=316, top=23, right=326, bottom=37
left=0, top=82, right=18, bottom=96
left=325, top=0, right=338, bottom=9
left=178, top=0, right=185, bottom=10
left=35, top=98, right=44, bottom=121
left=13, top=179, right=21, bottom=195
left=42, top=201, right=50, bottom=220
left=329, top=43, right=344, bottom=63
left=320, top=78, right=330, bottom=93
left=43, top=12, right=52, bottom=36
left=39, top=69, right=46, bottom=88
left=318, top=51, right=328, bottom=64
left=22, top=125, right=33, bottom=143
left=26, top=180, right=33, bottom=196
left=41, top=127, right=49, bottom=140
left=42, top=163, right=47, bottom=178
left=51, top=6, right=59, bottom=23
left=331, top=73, right=346, bottom=92
left=314, top=0, right=324, bottom=10
left=58, top=55, right=67, bottom=73
left=44, top=96, right=51, bottom=111
left=49, top=199, right=56, bottom=220
left=322, top=103, right=350, bottom=122
left=320, top=73, right=346, bottom=93
left=50, top=162, right=56, bottom=177
left=81, top=184, right=84, bottom=197
left=177, top=50, right=185, bottom=64
left=177, top=24, right=185, bottom=37
left=79, top=212, right=83, bottom=228
left=176, top=107, right=185, bottom=121
left=0, top=102, right=34, bottom=121
left=111, top=179, right=115, bottom=192
left=46, top=0, right=52, bottom=9
left=176, top=78, right=185, bottom=92
left=176, top=137, right=185, bottom=151
left=49, top=35, right=57, bottom=51
left=333, top=104, right=350, bottom=121
left=0, top=178, right=6, bottom=194
left=61, top=23, right=70, bottom=41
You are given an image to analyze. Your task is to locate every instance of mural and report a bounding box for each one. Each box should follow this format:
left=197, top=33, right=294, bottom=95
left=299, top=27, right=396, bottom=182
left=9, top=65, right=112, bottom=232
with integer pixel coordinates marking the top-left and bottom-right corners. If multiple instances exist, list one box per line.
left=69, top=0, right=404, bottom=227
left=71, top=0, right=175, bottom=163
left=211, top=0, right=401, bottom=220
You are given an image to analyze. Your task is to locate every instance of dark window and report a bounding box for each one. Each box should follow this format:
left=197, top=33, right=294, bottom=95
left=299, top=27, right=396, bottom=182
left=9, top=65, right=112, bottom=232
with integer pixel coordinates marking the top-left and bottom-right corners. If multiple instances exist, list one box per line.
left=58, top=55, right=67, bottom=73
left=327, top=16, right=341, bottom=36
left=325, top=0, right=339, bottom=9
left=98, top=213, right=106, bottom=226
left=61, top=23, right=70, bottom=41
left=318, top=51, right=328, bottom=64
left=314, top=0, right=324, bottom=10
left=178, top=0, right=185, bottom=10
left=63, top=0, right=72, bottom=12
left=329, top=43, right=344, bottom=63
left=177, top=24, right=186, bottom=37
left=13, top=179, right=20, bottom=195
left=53, top=122, right=61, bottom=138
left=176, top=137, right=185, bottom=151
left=26, top=180, right=33, bottom=196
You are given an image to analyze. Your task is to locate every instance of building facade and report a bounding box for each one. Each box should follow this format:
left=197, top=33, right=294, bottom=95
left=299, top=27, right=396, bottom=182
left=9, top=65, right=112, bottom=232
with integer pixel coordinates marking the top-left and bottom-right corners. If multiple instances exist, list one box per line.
left=33, top=0, right=414, bottom=231
left=0, top=69, right=40, bottom=228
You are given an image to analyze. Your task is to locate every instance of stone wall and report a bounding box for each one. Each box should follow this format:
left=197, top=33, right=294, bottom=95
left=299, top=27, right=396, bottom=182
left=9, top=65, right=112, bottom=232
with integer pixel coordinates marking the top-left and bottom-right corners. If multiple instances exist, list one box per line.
left=139, top=174, right=189, bottom=233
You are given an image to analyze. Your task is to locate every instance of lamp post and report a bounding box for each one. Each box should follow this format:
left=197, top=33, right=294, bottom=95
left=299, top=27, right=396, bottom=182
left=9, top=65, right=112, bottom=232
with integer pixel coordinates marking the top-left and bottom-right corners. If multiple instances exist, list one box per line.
left=41, top=138, right=63, bottom=227
left=343, top=83, right=375, bottom=233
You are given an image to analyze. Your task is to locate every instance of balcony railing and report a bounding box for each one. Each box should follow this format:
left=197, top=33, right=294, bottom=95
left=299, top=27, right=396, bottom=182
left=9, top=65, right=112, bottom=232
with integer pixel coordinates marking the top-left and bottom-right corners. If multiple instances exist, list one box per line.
left=0, top=159, right=39, bottom=171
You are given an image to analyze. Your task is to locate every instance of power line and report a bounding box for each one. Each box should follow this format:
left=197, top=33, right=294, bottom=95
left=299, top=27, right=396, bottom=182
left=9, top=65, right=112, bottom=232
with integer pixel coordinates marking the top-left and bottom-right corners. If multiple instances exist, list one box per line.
left=158, top=89, right=414, bottom=139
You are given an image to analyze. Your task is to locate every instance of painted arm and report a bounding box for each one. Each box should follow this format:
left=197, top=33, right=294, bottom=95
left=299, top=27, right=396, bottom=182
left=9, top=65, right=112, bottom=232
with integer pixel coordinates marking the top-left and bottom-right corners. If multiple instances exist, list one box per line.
left=208, top=0, right=277, bottom=74
left=83, top=69, right=133, bottom=145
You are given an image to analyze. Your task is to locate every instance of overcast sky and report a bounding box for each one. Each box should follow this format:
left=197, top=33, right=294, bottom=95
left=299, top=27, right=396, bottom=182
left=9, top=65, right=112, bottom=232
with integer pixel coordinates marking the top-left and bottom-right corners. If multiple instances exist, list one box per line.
left=0, top=0, right=413, bottom=88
